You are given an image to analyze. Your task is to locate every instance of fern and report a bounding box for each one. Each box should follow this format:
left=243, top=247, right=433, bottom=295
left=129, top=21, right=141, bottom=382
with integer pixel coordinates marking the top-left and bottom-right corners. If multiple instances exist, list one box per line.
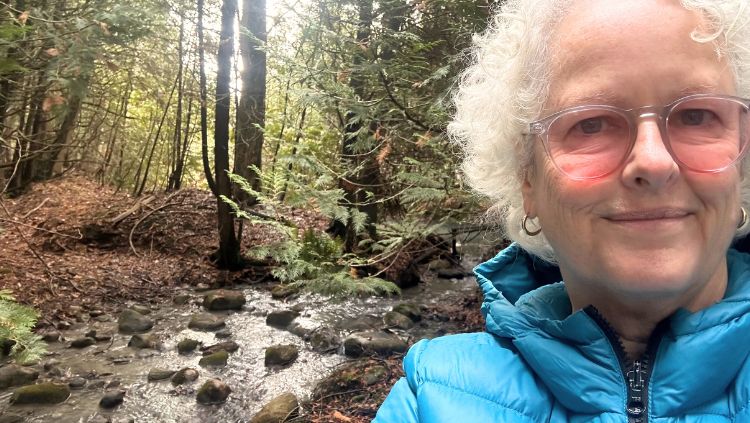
left=0, top=289, right=47, bottom=364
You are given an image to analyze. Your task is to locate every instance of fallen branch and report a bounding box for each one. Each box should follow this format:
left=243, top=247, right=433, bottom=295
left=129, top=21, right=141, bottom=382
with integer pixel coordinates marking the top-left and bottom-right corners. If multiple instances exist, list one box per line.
left=129, top=202, right=178, bottom=257
left=21, top=198, right=49, bottom=219
left=110, top=195, right=156, bottom=226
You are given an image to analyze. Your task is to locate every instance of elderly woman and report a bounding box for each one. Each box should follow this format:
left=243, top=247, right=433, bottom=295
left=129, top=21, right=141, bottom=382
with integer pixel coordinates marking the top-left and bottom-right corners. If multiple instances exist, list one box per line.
left=374, top=0, right=750, bottom=422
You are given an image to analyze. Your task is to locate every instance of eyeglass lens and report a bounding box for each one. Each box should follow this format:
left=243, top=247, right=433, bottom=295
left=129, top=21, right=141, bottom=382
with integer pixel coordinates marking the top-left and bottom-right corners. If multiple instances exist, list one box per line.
left=545, top=97, right=750, bottom=179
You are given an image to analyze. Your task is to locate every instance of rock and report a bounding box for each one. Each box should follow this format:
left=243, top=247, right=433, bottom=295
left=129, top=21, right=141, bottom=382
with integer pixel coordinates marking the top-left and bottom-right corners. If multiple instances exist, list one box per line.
left=270, top=284, right=300, bottom=300
left=94, top=315, right=112, bottom=323
left=188, top=313, right=225, bottom=331
left=250, top=392, right=299, bottom=423
left=392, top=303, right=422, bottom=322
left=343, top=331, right=407, bottom=357
left=9, top=383, right=70, bottom=405
left=55, top=321, right=72, bottom=330
left=266, top=310, right=300, bottom=329
left=147, top=369, right=176, bottom=381
left=99, top=389, right=126, bottom=409
left=68, top=377, right=87, bottom=389
left=310, top=328, right=340, bottom=353
left=437, top=268, right=469, bottom=279
left=70, top=337, right=96, bottom=348
left=0, top=414, right=24, bottom=423
left=89, top=309, right=105, bottom=317
left=93, top=333, right=113, bottom=342
left=177, top=339, right=201, bottom=355
left=264, top=345, right=299, bottom=367
left=199, top=350, right=229, bottom=367
left=171, top=368, right=199, bottom=386
left=428, top=258, right=453, bottom=271
left=394, top=263, right=420, bottom=288
left=1, top=339, right=16, bottom=356
left=128, top=334, right=160, bottom=350
left=288, top=322, right=312, bottom=339
left=39, top=330, right=61, bottom=343
left=215, top=329, right=232, bottom=339
left=339, top=315, right=381, bottom=332
left=203, top=290, right=246, bottom=311
left=196, top=379, right=231, bottom=405
left=0, top=365, right=39, bottom=389
left=173, top=293, right=191, bottom=305
left=363, top=365, right=387, bottom=386
left=131, top=304, right=152, bottom=315
left=201, top=341, right=240, bottom=355
left=118, top=309, right=154, bottom=334
left=383, top=311, right=415, bottom=330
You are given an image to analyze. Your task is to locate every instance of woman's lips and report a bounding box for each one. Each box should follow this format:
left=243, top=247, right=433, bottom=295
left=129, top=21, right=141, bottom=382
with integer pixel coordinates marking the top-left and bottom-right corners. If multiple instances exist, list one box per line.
left=604, top=209, right=690, bottom=229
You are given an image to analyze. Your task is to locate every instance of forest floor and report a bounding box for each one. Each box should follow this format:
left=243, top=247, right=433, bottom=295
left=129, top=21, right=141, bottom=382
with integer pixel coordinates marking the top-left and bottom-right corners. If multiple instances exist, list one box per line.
left=0, top=175, right=485, bottom=422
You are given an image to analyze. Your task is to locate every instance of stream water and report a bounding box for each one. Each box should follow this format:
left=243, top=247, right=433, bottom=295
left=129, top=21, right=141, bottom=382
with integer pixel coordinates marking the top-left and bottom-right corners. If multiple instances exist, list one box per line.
left=0, top=249, right=489, bottom=422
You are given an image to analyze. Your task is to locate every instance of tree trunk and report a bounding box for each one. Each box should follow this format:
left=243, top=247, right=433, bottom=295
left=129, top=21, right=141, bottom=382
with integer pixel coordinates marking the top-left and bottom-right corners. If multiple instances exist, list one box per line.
left=197, top=0, right=217, bottom=196
left=168, top=14, right=186, bottom=192
left=233, top=0, right=266, bottom=206
left=214, top=0, right=242, bottom=269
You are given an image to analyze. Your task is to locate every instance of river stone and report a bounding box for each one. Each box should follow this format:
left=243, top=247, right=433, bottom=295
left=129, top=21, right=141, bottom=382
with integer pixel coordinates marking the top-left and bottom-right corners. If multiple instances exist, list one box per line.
left=131, top=304, right=152, bottom=315
left=93, top=333, right=113, bottom=342
left=173, top=293, right=191, bottom=305
left=266, top=310, right=300, bottom=329
left=68, top=377, right=87, bottom=389
left=94, top=315, right=112, bottom=323
left=39, top=330, right=61, bottom=343
left=250, top=392, right=299, bottom=423
left=199, top=350, right=229, bottom=367
left=177, top=339, right=201, bottom=354
left=188, top=313, right=226, bottom=331
left=128, top=334, right=161, bottom=350
left=70, top=337, right=96, bottom=348
left=392, top=303, right=421, bottom=322
left=215, top=329, right=232, bottom=339
left=383, top=311, right=415, bottom=330
left=202, top=341, right=240, bottom=355
left=99, top=389, right=126, bottom=409
left=343, top=331, right=407, bottom=357
left=147, top=368, right=176, bottom=381
left=264, top=345, right=299, bottom=367
left=0, top=414, right=23, bottom=423
left=288, top=322, right=312, bottom=339
left=196, top=379, right=231, bottom=405
left=437, top=267, right=469, bottom=279
left=310, top=328, right=341, bottom=353
left=0, top=365, right=39, bottom=389
left=118, top=309, right=154, bottom=334
left=171, top=368, right=200, bottom=386
left=363, top=365, right=387, bottom=386
left=10, top=383, right=70, bottom=405
left=203, top=290, right=246, bottom=311
left=270, top=284, right=299, bottom=300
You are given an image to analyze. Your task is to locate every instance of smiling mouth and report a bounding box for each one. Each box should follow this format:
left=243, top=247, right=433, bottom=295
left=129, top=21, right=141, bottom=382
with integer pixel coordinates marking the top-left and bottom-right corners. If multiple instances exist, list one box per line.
left=605, top=209, right=690, bottom=222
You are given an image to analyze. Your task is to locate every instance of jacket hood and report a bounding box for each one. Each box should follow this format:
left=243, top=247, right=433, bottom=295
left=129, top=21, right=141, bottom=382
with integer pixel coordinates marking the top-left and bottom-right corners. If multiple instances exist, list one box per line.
left=474, top=244, right=750, bottom=416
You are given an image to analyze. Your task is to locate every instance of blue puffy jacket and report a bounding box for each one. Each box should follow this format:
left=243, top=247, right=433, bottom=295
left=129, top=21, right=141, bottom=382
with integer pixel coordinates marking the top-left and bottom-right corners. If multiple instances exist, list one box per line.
left=374, top=244, right=750, bottom=422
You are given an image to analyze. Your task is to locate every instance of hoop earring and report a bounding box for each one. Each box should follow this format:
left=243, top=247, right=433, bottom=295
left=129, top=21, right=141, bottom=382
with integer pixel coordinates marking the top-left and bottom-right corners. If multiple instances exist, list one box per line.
left=739, top=207, right=748, bottom=230
left=522, top=215, right=542, bottom=236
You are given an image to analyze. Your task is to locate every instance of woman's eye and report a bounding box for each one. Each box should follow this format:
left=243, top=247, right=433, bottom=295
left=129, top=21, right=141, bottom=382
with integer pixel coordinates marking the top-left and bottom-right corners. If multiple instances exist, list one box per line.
left=576, top=118, right=603, bottom=134
left=679, top=109, right=713, bottom=126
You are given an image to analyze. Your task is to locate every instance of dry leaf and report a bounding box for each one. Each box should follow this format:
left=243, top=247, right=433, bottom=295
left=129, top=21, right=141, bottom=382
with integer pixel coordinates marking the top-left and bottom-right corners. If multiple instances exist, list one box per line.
left=332, top=411, right=353, bottom=422
left=45, top=48, right=60, bottom=57
left=99, top=21, right=111, bottom=35
left=18, top=11, right=29, bottom=25
left=42, top=95, right=65, bottom=112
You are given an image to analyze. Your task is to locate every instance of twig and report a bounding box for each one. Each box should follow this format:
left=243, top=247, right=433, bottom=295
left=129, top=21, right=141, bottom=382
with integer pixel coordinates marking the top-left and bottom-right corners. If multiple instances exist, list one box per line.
left=129, top=203, right=178, bottom=257
left=21, top=198, right=49, bottom=219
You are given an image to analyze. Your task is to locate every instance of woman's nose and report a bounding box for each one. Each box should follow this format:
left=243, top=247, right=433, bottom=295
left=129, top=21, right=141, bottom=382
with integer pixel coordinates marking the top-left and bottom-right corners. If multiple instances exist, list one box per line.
left=620, top=118, right=679, bottom=190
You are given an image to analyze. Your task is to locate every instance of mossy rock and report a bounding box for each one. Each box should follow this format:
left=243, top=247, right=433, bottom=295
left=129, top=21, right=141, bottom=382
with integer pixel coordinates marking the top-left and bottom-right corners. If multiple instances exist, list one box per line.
left=383, top=311, right=415, bottom=330
left=196, top=379, right=231, bottom=405
left=147, top=368, right=176, bottom=381
left=171, top=368, right=199, bottom=386
left=177, top=339, right=201, bottom=355
left=250, top=392, right=299, bottom=423
left=0, top=365, right=39, bottom=389
left=188, top=313, right=226, bottom=331
left=203, top=290, right=246, bottom=311
left=10, top=383, right=70, bottom=405
left=271, top=284, right=300, bottom=300
left=264, top=344, right=299, bottom=367
left=199, top=350, right=229, bottom=367
left=392, top=303, right=421, bottom=322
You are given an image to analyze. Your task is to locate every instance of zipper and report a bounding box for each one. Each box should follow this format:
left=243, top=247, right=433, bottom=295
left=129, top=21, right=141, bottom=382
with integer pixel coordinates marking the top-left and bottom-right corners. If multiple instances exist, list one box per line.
left=584, top=306, right=665, bottom=423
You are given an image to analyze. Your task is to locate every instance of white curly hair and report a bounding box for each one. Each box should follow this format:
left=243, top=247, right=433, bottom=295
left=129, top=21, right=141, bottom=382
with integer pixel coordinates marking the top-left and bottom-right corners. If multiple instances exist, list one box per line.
left=449, top=0, right=750, bottom=263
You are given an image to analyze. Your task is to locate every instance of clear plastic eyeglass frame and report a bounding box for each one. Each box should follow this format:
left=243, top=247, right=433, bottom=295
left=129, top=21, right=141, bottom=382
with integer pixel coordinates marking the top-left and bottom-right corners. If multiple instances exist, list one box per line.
left=527, top=93, right=750, bottom=180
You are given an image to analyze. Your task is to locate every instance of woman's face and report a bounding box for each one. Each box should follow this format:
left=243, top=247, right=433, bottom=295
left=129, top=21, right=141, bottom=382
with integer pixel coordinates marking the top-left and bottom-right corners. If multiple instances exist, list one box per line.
left=522, top=0, right=742, bottom=309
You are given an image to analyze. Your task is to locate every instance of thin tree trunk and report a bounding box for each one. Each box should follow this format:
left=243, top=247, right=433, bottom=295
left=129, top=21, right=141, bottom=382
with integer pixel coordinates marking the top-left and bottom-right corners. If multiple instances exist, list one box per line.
left=197, top=0, right=217, bottom=196
left=168, top=14, right=186, bottom=192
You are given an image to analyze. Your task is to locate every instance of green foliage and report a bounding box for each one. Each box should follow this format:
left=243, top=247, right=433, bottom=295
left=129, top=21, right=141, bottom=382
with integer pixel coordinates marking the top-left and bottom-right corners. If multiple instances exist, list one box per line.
left=0, top=290, right=46, bottom=364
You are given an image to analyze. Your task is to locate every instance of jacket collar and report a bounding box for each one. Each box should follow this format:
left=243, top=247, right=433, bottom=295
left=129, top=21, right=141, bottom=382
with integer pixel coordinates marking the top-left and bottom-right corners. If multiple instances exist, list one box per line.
left=474, top=244, right=750, bottom=415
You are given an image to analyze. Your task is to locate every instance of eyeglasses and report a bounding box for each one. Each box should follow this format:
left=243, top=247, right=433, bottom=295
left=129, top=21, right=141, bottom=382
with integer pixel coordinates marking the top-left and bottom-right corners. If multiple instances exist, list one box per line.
left=527, top=94, right=750, bottom=180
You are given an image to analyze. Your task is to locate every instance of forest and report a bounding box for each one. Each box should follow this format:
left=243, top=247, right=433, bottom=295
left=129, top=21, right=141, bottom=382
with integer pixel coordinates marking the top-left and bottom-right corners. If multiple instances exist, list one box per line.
left=0, top=0, right=500, bottom=421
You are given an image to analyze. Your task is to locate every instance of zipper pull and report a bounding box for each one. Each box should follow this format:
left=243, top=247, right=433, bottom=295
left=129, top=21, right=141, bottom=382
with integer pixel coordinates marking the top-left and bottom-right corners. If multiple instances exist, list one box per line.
left=626, top=360, right=646, bottom=422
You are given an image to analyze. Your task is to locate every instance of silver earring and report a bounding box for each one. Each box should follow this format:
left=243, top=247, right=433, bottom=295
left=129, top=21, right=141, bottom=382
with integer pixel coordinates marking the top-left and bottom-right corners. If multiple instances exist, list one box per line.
left=522, top=215, right=542, bottom=236
left=739, top=207, right=748, bottom=230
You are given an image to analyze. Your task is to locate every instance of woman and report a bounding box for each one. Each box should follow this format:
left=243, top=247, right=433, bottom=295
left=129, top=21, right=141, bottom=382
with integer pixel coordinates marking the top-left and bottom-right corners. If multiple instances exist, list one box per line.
left=375, top=0, right=750, bottom=421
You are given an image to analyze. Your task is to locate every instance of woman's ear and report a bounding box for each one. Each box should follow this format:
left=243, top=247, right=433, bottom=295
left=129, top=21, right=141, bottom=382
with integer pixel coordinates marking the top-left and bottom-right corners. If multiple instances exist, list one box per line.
left=521, top=167, right=537, bottom=218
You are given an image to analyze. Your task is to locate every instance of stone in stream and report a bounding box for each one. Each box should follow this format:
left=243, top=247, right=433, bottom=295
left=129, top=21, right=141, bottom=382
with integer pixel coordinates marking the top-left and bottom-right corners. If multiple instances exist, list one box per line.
left=39, top=329, right=61, bottom=343
left=147, top=368, right=176, bottom=381
left=264, top=345, right=299, bottom=367
left=171, top=368, right=200, bottom=386
left=188, top=313, right=226, bottom=331
left=0, top=365, right=39, bottom=389
left=9, top=383, right=70, bottom=405
left=177, top=338, right=201, bottom=354
left=288, top=322, right=312, bottom=339
left=117, top=309, right=154, bottom=334
left=250, top=392, right=299, bottom=423
left=0, top=414, right=24, bottom=423
left=392, top=303, right=422, bottom=322
left=68, top=377, right=87, bottom=389
left=266, top=310, right=300, bottom=329
left=309, top=328, right=341, bottom=353
left=128, top=334, right=161, bottom=350
left=203, top=290, right=246, bottom=311
left=196, top=379, right=231, bottom=405
left=201, top=341, right=240, bottom=356
left=173, top=293, right=191, bottom=305
left=99, top=389, right=126, bottom=409
left=270, top=284, right=300, bottom=300
left=199, top=350, right=229, bottom=367
left=343, top=331, right=407, bottom=357
left=215, top=329, right=232, bottom=339
left=131, top=304, right=152, bottom=315
left=383, top=311, right=416, bottom=330
left=70, top=337, right=96, bottom=348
